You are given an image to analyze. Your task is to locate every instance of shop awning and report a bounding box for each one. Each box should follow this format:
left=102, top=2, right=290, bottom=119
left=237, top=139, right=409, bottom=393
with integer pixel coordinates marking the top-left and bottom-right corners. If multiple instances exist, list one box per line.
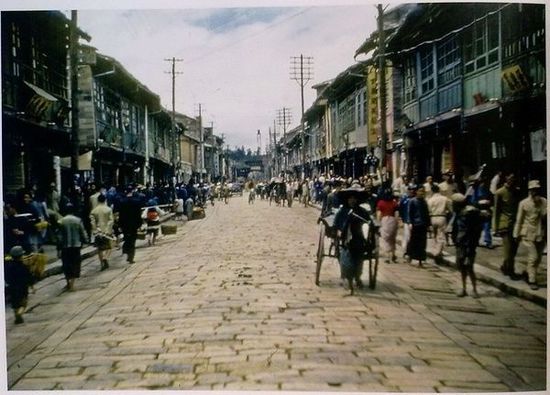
left=24, top=81, right=58, bottom=102
left=463, top=101, right=500, bottom=118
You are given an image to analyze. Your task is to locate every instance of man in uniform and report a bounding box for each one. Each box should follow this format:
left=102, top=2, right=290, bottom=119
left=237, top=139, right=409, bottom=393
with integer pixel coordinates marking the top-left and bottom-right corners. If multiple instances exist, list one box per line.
left=493, top=174, right=520, bottom=279
left=513, top=180, right=547, bottom=290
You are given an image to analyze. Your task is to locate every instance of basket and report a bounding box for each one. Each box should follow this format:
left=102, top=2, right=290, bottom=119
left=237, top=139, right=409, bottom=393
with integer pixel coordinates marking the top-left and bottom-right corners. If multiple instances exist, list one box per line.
left=22, top=253, right=47, bottom=279
left=137, top=231, right=146, bottom=240
left=161, top=224, right=177, bottom=235
left=191, top=207, right=205, bottom=220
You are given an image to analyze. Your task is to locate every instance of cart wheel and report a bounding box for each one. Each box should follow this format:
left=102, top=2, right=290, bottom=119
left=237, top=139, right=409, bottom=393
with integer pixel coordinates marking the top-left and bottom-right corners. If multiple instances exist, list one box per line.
left=315, top=227, right=325, bottom=286
left=369, top=248, right=379, bottom=290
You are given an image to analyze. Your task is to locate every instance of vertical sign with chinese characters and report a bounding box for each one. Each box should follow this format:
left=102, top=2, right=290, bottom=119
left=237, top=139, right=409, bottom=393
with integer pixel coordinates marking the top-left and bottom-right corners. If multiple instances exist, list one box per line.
left=366, top=65, right=379, bottom=147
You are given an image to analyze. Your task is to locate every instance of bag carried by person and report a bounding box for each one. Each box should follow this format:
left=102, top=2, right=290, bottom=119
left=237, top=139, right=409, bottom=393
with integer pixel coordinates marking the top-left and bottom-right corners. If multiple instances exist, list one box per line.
left=22, top=253, right=47, bottom=280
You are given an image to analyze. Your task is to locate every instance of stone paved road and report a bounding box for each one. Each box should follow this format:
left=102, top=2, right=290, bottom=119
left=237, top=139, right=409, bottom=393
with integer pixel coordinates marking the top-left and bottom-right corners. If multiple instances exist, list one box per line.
left=5, top=193, right=547, bottom=391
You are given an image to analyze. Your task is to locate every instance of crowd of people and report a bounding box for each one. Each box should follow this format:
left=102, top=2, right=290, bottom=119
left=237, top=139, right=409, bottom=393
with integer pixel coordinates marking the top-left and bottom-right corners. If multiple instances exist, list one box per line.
left=251, top=169, right=546, bottom=297
left=3, top=179, right=217, bottom=324
left=3, top=170, right=547, bottom=323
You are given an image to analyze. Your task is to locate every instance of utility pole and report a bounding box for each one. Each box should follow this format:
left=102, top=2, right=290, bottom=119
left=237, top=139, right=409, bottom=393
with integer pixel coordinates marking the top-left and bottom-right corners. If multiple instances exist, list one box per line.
left=268, top=127, right=273, bottom=178
left=276, top=107, right=292, bottom=171
left=164, top=57, right=183, bottom=182
left=273, top=120, right=281, bottom=177
left=197, top=103, right=205, bottom=182
left=377, top=4, right=388, bottom=180
left=290, top=55, right=313, bottom=179
left=70, top=10, right=79, bottom=180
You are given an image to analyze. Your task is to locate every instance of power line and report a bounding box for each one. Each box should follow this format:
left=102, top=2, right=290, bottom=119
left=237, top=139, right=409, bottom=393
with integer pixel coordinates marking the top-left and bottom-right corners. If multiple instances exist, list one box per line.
left=185, top=8, right=312, bottom=65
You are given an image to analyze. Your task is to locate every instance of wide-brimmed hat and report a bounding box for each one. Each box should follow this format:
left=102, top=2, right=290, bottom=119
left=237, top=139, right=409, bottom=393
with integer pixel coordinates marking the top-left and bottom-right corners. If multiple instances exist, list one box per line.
left=9, top=246, right=25, bottom=258
left=336, top=183, right=369, bottom=202
left=528, top=180, right=541, bottom=190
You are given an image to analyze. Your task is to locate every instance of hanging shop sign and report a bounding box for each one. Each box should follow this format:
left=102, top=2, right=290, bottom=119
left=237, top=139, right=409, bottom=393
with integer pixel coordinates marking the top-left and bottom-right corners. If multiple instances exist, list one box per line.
left=530, top=128, right=546, bottom=162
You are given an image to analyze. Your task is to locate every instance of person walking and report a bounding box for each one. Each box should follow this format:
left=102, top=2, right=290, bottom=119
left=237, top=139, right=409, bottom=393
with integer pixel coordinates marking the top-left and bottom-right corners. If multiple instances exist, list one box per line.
left=467, top=177, right=494, bottom=248
left=142, top=201, right=165, bottom=246
left=58, top=203, right=88, bottom=291
left=334, top=183, right=372, bottom=295
left=513, top=180, right=547, bottom=290
left=438, top=170, right=457, bottom=199
left=427, top=184, right=452, bottom=263
left=423, top=175, right=435, bottom=199
left=493, top=174, right=520, bottom=279
left=16, top=191, right=42, bottom=253
left=399, top=184, right=416, bottom=260
left=376, top=188, right=399, bottom=264
left=4, top=246, right=33, bottom=324
left=451, top=193, right=483, bottom=298
left=406, top=186, right=430, bottom=267
left=3, top=200, right=30, bottom=253
left=90, top=194, right=114, bottom=271
left=118, top=187, right=143, bottom=264
left=302, top=179, right=310, bottom=207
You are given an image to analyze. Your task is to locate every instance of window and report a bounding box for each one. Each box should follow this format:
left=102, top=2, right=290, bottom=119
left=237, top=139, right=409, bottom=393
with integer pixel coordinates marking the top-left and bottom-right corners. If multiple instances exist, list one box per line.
left=437, top=37, right=461, bottom=85
left=11, top=23, right=20, bottom=77
left=463, top=13, right=500, bottom=74
left=338, top=95, right=355, bottom=133
left=130, top=105, right=138, bottom=134
left=356, top=89, right=367, bottom=127
left=403, top=56, right=416, bottom=103
left=419, top=47, right=435, bottom=93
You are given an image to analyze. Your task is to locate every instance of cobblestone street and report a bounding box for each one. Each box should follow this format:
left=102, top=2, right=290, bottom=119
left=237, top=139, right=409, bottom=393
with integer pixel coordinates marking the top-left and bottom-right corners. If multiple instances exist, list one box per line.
left=5, top=194, right=547, bottom=391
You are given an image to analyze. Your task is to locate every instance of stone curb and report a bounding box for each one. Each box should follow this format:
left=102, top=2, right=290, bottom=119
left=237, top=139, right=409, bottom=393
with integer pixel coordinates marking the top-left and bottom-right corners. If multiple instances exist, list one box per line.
left=426, top=250, right=547, bottom=308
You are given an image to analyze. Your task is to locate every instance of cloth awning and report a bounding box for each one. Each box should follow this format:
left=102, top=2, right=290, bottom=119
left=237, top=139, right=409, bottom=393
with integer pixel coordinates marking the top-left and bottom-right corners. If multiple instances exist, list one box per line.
left=24, top=81, right=58, bottom=101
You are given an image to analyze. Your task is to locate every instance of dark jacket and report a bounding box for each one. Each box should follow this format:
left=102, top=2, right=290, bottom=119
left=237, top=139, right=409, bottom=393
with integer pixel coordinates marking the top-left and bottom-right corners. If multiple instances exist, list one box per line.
left=407, top=197, right=430, bottom=227
left=334, top=205, right=372, bottom=256
left=118, top=196, right=143, bottom=233
left=452, top=205, right=482, bottom=252
left=4, top=259, right=33, bottom=307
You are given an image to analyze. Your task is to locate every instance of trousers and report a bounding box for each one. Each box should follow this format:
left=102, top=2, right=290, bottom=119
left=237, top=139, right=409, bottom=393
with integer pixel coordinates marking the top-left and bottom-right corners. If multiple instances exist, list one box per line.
left=522, top=239, right=545, bottom=284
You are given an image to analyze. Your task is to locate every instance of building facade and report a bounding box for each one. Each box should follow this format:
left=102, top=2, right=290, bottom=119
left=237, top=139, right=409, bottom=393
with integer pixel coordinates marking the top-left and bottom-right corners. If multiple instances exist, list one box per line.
left=1, top=11, right=90, bottom=195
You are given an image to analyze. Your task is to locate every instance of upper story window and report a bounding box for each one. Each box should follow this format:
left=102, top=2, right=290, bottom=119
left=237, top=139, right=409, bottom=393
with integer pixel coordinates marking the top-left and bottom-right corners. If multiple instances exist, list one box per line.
left=130, top=105, right=138, bottom=134
left=93, top=81, right=105, bottom=112
left=355, top=89, right=367, bottom=127
left=403, top=56, right=416, bottom=103
left=463, top=13, right=499, bottom=74
left=437, top=37, right=461, bottom=85
left=10, top=22, right=21, bottom=77
left=419, top=46, right=435, bottom=94
left=338, top=95, right=355, bottom=134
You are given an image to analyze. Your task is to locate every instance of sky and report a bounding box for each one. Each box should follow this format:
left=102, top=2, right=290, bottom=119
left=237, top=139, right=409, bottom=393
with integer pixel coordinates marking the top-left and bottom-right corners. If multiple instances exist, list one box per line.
left=4, top=0, right=379, bottom=150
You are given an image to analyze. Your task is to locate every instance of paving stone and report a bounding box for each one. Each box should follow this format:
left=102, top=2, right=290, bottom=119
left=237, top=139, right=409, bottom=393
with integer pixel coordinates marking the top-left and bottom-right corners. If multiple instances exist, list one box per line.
left=409, top=366, right=501, bottom=382
left=24, top=367, right=81, bottom=378
left=511, top=367, right=547, bottom=390
left=11, top=378, right=58, bottom=390
left=441, top=380, right=512, bottom=391
left=5, top=197, right=546, bottom=391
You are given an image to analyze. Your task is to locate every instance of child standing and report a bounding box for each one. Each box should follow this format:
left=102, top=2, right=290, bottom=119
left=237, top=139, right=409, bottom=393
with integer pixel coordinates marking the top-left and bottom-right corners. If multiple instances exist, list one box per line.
left=4, top=246, right=33, bottom=324
left=451, top=193, right=483, bottom=298
left=142, top=202, right=164, bottom=246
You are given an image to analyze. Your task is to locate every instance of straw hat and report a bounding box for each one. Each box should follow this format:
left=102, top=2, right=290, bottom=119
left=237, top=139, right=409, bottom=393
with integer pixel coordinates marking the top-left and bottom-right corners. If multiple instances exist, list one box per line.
left=336, top=183, right=369, bottom=202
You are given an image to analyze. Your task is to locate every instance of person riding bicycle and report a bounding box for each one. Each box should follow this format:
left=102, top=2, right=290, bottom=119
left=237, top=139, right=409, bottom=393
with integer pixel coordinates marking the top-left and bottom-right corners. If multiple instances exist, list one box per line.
left=334, top=183, right=372, bottom=295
